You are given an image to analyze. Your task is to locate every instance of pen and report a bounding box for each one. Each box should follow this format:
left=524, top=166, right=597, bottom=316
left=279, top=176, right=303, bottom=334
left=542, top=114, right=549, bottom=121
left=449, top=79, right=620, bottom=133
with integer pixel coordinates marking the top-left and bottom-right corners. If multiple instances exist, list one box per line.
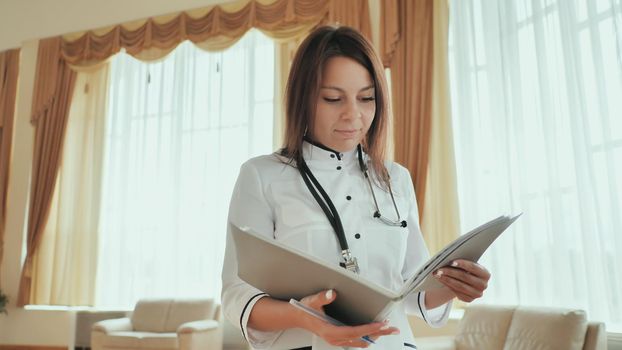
left=289, top=299, right=376, bottom=345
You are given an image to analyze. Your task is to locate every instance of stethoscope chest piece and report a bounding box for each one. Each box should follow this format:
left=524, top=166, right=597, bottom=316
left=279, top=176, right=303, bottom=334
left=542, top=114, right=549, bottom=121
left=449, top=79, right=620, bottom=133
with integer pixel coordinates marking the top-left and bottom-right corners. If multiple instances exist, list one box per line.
left=340, top=249, right=360, bottom=274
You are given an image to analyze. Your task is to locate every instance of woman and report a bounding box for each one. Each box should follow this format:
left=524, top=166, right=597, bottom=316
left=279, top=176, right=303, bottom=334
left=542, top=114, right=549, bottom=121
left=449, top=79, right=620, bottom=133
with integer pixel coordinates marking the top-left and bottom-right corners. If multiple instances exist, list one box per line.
left=221, top=26, right=490, bottom=349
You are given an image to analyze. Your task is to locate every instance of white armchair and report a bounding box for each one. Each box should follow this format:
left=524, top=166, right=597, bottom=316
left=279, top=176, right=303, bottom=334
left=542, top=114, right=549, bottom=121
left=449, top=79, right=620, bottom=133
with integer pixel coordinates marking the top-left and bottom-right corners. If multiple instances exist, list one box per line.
left=91, top=298, right=223, bottom=350
left=416, top=304, right=606, bottom=350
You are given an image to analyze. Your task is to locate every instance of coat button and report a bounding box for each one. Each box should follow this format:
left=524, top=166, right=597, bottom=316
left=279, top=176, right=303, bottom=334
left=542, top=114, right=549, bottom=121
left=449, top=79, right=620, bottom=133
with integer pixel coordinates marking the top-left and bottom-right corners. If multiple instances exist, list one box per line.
left=330, top=154, right=335, bottom=158
left=336, top=166, right=342, bottom=170
left=354, top=233, right=361, bottom=239
left=346, top=195, right=352, bottom=200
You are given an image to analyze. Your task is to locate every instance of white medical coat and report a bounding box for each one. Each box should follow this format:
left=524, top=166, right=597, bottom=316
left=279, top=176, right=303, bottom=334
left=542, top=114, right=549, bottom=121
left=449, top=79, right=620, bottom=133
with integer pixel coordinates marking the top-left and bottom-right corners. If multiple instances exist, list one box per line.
left=222, top=142, right=451, bottom=350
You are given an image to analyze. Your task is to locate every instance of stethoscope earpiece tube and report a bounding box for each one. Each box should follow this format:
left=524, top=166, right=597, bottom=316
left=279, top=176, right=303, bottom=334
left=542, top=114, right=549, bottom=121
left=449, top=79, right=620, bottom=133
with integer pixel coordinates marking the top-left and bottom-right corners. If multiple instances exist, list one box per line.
left=297, top=144, right=408, bottom=274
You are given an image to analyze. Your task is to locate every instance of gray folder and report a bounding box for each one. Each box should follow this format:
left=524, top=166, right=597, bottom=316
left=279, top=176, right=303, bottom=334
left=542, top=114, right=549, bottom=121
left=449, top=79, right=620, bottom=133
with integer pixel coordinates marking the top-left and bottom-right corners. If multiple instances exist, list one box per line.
left=231, top=214, right=520, bottom=325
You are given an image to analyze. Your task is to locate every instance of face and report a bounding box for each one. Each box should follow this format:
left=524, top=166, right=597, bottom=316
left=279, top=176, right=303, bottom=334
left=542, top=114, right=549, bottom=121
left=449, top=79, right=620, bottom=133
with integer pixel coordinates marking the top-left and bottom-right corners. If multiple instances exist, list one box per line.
left=309, top=56, right=376, bottom=152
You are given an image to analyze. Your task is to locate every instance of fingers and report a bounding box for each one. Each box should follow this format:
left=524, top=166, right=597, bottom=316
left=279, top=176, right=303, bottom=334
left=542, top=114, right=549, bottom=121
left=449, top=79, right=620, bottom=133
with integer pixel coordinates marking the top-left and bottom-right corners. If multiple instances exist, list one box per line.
left=300, top=290, right=401, bottom=347
left=301, top=289, right=336, bottom=310
left=320, top=319, right=400, bottom=348
left=439, top=265, right=488, bottom=291
left=322, top=324, right=400, bottom=348
left=434, top=260, right=490, bottom=302
left=343, top=320, right=399, bottom=339
left=437, top=276, right=482, bottom=302
left=436, top=277, right=481, bottom=302
left=365, top=325, right=400, bottom=340
left=452, top=259, right=491, bottom=280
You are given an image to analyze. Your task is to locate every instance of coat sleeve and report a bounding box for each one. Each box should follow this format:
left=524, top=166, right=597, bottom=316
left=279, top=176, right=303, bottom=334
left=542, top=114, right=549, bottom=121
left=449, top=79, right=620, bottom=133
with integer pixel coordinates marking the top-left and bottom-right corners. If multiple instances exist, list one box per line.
left=221, top=160, right=283, bottom=349
left=398, top=166, right=452, bottom=327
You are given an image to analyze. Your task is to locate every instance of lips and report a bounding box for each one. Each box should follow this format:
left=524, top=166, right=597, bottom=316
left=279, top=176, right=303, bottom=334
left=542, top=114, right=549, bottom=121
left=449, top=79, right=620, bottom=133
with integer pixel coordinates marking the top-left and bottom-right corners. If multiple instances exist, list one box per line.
left=335, top=129, right=359, bottom=138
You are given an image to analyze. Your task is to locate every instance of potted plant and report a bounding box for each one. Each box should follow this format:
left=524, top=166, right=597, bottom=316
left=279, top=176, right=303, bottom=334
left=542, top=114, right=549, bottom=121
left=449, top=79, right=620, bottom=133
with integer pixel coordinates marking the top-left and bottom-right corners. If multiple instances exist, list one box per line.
left=0, top=289, right=8, bottom=314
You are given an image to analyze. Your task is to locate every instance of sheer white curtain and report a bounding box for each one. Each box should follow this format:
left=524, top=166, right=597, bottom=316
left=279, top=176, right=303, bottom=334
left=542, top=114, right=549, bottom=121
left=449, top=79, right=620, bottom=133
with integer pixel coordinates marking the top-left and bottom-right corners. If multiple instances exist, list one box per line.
left=449, top=0, right=622, bottom=331
left=95, top=30, right=275, bottom=308
left=31, top=64, right=109, bottom=306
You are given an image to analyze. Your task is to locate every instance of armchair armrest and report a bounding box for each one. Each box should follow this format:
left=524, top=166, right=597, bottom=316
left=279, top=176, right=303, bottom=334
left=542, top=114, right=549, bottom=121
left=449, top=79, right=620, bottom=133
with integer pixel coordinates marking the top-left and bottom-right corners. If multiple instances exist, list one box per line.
left=178, top=320, right=223, bottom=350
left=584, top=322, right=607, bottom=350
left=177, top=319, right=219, bottom=334
left=92, top=317, right=133, bottom=333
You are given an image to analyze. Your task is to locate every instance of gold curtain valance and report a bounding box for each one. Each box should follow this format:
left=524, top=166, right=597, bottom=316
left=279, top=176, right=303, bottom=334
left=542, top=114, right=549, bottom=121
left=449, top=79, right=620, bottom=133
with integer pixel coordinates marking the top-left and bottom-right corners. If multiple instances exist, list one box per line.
left=61, top=0, right=333, bottom=65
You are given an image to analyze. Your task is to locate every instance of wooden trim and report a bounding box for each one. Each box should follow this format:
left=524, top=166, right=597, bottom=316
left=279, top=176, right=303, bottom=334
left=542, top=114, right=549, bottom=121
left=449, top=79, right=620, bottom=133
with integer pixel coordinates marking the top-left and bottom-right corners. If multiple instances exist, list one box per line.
left=0, top=345, right=67, bottom=350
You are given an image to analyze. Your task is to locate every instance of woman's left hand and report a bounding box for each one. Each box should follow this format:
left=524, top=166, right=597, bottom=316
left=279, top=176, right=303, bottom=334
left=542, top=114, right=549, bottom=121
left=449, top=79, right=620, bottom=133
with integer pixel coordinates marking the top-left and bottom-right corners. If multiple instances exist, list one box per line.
left=434, top=259, right=491, bottom=303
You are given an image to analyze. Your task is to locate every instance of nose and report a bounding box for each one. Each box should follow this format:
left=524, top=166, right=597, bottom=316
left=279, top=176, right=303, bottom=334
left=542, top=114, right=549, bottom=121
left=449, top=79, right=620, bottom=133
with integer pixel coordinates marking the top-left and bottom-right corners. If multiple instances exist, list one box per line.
left=340, top=100, right=360, bottom=120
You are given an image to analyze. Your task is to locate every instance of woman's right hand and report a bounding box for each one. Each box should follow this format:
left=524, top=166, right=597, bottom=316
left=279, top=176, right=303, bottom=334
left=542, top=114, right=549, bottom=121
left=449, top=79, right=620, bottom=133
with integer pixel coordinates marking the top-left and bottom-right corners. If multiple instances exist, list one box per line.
left=296, top=289, right=400, bottom=348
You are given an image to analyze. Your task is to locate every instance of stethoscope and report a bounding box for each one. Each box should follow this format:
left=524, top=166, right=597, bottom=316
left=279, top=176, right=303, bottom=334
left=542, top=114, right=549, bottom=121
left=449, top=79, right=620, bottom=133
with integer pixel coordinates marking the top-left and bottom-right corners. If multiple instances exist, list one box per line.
left=297, top=142, right=407, bottom=274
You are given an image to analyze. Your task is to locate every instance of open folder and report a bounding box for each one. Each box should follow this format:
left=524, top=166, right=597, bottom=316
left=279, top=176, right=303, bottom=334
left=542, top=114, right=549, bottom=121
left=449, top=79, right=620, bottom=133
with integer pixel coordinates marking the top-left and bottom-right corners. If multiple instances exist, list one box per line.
left=231, top=214, right=520, bottom=326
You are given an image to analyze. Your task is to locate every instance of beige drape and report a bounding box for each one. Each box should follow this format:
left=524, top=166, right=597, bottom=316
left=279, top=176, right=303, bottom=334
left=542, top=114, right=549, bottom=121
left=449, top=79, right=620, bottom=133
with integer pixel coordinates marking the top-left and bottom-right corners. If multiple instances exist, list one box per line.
left=382, top=0, right=460, bottom=252
left=380, top=0, right=399, bottom=68
left=0, top=49, right=20, bottom=283
left=388, top=0, right=434, bottom=220
left=18, top=0, right=372, bottom=305
left=420, top=0, right=460, bottom=253
left=30, top=64, right=109, bottom=305
left=17, top=37, right=78, bottom=306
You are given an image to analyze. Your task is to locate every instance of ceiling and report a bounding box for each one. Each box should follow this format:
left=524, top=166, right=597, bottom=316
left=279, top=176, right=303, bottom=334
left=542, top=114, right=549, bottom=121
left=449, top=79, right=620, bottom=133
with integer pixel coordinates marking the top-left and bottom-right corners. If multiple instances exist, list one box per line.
left=0, top=0, right=235, bottom=51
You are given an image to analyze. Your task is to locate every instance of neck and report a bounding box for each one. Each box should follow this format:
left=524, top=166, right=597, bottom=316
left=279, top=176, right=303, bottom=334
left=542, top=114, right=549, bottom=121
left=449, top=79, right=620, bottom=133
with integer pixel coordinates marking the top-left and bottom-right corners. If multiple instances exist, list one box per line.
left=303, top=136, right=339, bottom=153
left=303, top=136, right=358, bottom=154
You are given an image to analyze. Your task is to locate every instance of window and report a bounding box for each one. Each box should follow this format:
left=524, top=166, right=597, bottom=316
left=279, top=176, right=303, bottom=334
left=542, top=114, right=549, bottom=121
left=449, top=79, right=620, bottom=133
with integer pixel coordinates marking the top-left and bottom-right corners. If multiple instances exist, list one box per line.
left=95, top=30, right=275, bottom=308
left=449, top=0, right=622, bottom=331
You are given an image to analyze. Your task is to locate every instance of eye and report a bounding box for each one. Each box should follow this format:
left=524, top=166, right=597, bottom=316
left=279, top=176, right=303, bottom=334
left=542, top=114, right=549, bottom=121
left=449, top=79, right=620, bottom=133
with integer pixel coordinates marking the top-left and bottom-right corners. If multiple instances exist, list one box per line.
left=360, top=96, right=375, bottom=102
left=323, top=97, right=341, bottom=103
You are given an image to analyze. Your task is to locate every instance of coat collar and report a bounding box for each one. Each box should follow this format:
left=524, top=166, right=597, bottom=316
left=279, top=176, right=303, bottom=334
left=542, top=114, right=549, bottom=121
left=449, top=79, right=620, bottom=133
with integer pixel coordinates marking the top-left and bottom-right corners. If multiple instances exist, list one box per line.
left=301, top=139, right=358, bottom=165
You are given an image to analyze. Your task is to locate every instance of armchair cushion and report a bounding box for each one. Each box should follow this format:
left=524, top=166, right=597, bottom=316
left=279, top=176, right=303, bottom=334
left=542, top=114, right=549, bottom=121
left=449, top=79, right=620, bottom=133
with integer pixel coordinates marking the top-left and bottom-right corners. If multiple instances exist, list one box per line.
left=139, top=333, right=179, bottom=350
left=131, top=299, right=172, bottom=332
left=455, top=305, right=515, bottom=350
left=415, top=336, right=456, bottom=350
left=504, top=307, right=587, bottom=350
left=97, top=331, right=177, bottom=349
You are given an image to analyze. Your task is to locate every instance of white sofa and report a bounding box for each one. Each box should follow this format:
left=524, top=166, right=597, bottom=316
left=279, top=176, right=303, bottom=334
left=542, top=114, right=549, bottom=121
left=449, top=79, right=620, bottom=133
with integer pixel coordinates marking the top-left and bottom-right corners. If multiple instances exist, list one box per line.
left=91, top=298, right=223, bottom=350
left=417, top=304, right=606, bottom=350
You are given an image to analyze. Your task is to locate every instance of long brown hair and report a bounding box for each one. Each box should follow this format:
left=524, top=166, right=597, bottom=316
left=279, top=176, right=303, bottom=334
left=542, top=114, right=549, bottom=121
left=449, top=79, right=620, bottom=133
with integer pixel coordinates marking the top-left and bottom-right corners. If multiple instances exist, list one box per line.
left=282, top=25, right=391, bottom=186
